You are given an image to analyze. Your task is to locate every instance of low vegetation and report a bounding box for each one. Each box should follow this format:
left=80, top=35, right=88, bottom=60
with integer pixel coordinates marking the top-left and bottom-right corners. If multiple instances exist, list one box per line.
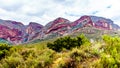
left=0, top=34, right=120, bottom=68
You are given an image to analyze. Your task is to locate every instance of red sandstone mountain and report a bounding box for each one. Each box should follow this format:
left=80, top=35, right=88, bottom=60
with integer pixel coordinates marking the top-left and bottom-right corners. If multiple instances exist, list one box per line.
left=0, top=15, right=119, bottom=44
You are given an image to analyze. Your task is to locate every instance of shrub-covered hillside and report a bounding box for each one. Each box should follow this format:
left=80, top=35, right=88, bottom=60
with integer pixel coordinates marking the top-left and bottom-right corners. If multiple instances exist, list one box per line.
left=0, top=34, right=120, bottom=68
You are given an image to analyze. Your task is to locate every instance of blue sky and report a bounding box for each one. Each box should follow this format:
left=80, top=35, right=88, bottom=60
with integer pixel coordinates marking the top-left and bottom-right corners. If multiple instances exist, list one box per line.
left=0, top=0, right=120, bottom=25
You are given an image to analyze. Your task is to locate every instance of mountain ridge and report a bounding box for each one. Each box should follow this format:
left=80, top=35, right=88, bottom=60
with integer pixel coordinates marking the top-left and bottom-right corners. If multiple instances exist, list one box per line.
left=0, top=15, right=119, bottom=44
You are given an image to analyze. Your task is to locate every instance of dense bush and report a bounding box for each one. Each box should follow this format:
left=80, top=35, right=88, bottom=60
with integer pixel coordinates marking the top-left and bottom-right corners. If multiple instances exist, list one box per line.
left=47, top=34, right=90, bottom=52
left=94, top=35, right=120, bottom=68
left=0, top=43, right=11, bottom=59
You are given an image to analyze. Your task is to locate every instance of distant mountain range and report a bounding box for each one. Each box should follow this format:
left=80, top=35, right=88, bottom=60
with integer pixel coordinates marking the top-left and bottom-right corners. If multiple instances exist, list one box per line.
left=0, top=15, right=119, bottom=44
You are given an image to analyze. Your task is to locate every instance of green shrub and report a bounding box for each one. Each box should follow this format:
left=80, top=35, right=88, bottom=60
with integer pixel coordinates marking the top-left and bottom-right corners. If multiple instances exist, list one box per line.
left=47, top=34, right=90, bottom=52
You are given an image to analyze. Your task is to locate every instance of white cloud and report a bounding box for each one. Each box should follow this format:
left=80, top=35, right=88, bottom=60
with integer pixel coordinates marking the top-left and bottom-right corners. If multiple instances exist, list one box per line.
left=0, top=0, right=120, bottom=26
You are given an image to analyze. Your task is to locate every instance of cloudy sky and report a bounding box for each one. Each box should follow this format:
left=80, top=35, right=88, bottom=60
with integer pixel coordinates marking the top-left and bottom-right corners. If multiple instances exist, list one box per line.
left=0, top=0, right=120, bottom=26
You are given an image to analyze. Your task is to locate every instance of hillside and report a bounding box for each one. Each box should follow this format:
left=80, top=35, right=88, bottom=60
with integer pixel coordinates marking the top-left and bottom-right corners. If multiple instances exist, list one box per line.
left=0, top=34, right=120, bottom=68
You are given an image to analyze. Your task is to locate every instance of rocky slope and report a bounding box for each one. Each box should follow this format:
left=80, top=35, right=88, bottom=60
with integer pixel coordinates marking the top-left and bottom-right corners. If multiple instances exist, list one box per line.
left=0, top=15, right=119, bottom=44
left=25, top=22, right=43, bottom=42
left=0, top=19, right=25, bottom=44
left=43, top=17, right=71, bottom=39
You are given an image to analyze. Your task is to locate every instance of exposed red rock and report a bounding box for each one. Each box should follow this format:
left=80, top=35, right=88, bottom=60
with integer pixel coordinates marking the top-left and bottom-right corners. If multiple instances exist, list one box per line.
left=26, top=22, right=44, bottom=41
left=72, top=15, right=93, bottom=27
left=0, top=15, right=119, bottom=44
left=44, top=17, right=71, bottom=35
left=71, top=15, right=114, bottom=31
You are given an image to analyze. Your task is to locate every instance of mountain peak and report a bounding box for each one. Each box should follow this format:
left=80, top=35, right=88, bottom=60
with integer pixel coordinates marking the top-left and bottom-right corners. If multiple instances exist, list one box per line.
left=53, top=17, right=70, bottom=24
left=56, top=17, right=66, bottom=20
left=45, top=17, right=70, bottom=29
left=29, top=22, right=43, bottom=27
left=27, top=22, right=43, bottom=32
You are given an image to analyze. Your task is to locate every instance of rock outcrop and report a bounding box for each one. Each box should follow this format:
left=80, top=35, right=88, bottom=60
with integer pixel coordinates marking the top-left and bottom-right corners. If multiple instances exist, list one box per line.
left=25, top=22, right=44, bottom=42
left=44, top=17, right=71, bottom=36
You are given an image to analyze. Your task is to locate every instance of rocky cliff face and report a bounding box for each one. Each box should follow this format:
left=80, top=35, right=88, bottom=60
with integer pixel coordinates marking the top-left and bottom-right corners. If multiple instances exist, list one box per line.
left=0, top=15, right=119, bottom=44
left=0, top=19, right=25, bottom=44
left=25, top=22, right=43, bottom=42
left=71, top=15, right=114, bottom=31
left=71, top=15, right=93, bottom=31
left=90, top=16, right=113, bottom=30
left=44, top=17, right=71, bottom=38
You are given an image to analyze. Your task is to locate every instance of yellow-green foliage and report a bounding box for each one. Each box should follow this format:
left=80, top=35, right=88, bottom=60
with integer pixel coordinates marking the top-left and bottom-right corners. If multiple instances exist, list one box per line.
left=0, top=43, right=11, bottom=59
left=0, top=34, right=120, bottom=68
left=98, top=35, right=120, bottom=68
